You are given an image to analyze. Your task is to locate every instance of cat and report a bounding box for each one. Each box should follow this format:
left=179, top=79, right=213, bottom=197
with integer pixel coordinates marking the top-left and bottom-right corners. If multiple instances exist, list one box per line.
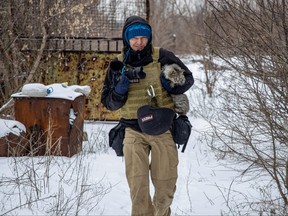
left=161, top=63, right=186, bottom=87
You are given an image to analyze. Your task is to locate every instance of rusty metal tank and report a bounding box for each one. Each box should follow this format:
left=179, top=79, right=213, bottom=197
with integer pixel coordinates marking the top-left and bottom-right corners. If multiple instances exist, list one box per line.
left=13, top=94, right=85, bottom=157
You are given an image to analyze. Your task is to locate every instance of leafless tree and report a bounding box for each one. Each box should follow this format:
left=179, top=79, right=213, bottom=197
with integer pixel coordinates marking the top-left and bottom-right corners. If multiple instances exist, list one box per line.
left=202, top=0, right=288, bottom=214
left=149, top=0, right=205, bottom=54
left=0, top=0, right=207, bottom=117
left=0, top=0, right=102, bottom=115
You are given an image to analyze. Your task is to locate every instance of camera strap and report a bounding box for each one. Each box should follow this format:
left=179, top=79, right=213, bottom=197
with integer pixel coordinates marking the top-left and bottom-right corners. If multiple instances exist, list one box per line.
left=121, top=48, right=130, bottom=75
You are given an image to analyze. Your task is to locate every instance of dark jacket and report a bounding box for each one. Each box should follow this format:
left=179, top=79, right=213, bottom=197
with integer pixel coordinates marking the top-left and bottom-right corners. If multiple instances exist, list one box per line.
left=101, top=16, right=194, bottom=129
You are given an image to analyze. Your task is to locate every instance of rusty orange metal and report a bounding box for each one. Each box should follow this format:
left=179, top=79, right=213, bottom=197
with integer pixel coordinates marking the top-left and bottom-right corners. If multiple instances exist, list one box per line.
left=0, top=132, right=29, bottom=157
left=13, top=96, right=85, bottom=157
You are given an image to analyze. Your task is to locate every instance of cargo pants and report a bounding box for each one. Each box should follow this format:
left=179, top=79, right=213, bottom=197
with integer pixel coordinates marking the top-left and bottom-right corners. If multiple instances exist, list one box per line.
left=123, top=127, right=178, bottom=216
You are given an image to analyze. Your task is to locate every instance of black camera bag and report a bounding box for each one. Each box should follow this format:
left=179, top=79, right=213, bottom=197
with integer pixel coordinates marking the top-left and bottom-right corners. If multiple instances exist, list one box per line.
left=171, top=115, right=192, bottom=153
left=109, top=122, right=126, bottom=156
left=137, top=105, right=175, bottom=135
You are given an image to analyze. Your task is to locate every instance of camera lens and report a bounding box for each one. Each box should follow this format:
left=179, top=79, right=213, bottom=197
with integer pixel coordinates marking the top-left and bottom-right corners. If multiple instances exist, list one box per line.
left=138, top=71, right=146, bottom=79
left=125, top=67, right=146, bottom=80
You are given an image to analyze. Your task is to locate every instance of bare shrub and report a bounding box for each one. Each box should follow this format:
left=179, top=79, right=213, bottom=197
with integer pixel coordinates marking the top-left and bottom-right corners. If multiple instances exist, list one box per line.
left=0, top=144, right=111, bottom=215
left=202, top=0, right=288, bottom=214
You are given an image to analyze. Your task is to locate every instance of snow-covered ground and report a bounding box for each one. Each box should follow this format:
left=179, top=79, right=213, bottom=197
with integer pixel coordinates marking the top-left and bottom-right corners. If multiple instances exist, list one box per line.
left=0, top=56, right=265, bottom=215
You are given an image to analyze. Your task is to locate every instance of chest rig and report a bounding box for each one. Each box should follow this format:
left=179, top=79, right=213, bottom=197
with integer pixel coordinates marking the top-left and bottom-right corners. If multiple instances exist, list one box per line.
left=117, top=47, right=175, bottom=119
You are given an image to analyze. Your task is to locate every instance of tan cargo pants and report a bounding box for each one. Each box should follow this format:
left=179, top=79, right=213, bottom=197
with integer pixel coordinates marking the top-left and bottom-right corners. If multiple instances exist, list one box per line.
left=123, top=127, right=178, bottom=216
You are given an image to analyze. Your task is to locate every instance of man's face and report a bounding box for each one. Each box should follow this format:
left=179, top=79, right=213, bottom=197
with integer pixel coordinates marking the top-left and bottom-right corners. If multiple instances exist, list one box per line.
left=129, top=36, right=148, bottom=52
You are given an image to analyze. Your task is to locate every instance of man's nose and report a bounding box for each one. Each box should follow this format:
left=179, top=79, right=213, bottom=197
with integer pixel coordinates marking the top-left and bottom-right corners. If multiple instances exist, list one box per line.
left=136, top=38, right=143, bottom=44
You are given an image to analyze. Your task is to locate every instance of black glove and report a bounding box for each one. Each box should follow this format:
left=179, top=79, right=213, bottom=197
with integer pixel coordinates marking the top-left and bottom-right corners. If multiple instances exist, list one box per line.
left=115, top=75, right=130, bottom=95
left=160, top=73, right=173, bottom=93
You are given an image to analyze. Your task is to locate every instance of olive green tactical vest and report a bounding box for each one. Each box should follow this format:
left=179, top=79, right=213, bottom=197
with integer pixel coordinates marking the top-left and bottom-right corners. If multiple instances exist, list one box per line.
left=118, top=47, right=175, bottom=119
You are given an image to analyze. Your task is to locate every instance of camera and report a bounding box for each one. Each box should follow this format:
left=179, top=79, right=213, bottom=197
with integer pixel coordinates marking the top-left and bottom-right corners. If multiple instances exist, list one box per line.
left=110, top=60, right=146, bottom=81
left=124, top=66, right=146, bottom=80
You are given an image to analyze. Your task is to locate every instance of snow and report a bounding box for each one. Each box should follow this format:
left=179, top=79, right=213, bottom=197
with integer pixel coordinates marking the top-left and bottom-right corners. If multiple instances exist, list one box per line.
left=0, top=119, right=26, bottom=138
left=0, top=56, right=266, bottom=215
left=11, top=83, right=91, bottom=100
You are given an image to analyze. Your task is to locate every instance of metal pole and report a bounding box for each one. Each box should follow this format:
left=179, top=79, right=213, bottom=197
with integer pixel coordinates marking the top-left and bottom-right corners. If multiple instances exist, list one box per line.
left=146, top=0, right=150, bottom=23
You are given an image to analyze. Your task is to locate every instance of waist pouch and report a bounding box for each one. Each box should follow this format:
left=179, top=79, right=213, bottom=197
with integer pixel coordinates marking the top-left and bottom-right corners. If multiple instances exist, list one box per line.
left=171, top=115, right=192, bottom=153
left=109, top=122, right=126, bottom=156
left=137, top=105, right=175, bottom=135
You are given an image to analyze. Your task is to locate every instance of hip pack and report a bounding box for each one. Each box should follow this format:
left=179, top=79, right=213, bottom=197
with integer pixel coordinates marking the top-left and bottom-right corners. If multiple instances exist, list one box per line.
left=108, top=122, right=126, bottom=156
left=171, top=115, right=192, bottom=153
left=137, top=105, right=175, bottom=135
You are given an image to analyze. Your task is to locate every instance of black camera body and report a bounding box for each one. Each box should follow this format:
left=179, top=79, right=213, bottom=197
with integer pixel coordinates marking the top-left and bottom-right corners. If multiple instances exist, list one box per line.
left=125, top=67, right=146, bottom=80
left=110, top=60, right=146, bottom=82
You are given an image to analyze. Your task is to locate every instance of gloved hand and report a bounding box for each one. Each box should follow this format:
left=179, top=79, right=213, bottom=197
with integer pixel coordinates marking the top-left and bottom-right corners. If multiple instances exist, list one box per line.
left=115, top=75, right=130, bottom=95
left=160, top=73, right=173, bottom=93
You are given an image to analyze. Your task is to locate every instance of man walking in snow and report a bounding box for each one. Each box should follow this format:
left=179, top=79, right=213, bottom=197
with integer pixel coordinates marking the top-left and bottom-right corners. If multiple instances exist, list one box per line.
left=101, top=15, right=194, bottom=215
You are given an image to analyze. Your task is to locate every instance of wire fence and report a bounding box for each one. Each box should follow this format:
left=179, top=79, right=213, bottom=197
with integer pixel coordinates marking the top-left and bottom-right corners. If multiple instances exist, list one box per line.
left=17, top=0, right=149, bottom=52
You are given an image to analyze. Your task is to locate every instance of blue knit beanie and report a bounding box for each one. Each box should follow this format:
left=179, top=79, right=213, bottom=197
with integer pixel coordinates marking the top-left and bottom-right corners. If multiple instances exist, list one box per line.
left=125, top=23, right=151, bottom=43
